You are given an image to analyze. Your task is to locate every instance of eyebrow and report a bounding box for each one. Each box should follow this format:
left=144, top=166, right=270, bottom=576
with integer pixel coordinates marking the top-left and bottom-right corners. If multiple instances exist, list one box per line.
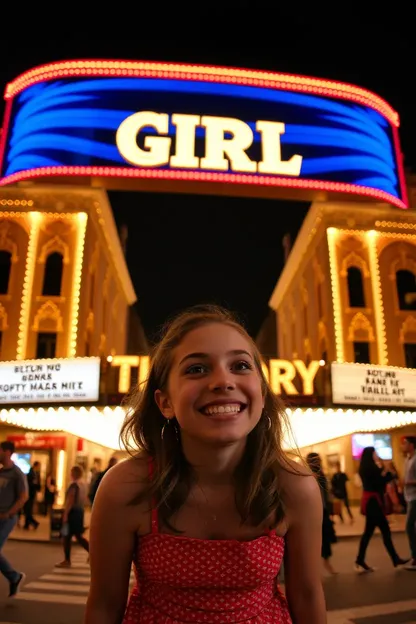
left=179, top=350, right=252, bottom=366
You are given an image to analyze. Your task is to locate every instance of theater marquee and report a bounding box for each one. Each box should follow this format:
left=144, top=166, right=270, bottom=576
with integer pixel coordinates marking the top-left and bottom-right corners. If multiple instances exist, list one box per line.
left=0, top=60, right=407, bottom=208
left=0, top=357, right=100, bottom=404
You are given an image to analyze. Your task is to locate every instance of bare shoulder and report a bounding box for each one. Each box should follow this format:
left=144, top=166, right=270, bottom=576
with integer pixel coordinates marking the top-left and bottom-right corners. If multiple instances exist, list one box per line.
left=97, top=453, right=149, bottom=505
left=278, top=459, right=320, bottom=506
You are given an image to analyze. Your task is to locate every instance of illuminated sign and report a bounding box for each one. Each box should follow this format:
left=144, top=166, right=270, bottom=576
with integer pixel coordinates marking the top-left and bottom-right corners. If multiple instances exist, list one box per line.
left=0, top=357, right=100, bottom=404
left=8, top=434, right=67, bottom=450
left=331, top=362, right=416, bottom=408
left=110, top=355, right=321, bottom=396
left=0, top=60, right=407, bottom=209
left=116, top=112, right=302, bottom=175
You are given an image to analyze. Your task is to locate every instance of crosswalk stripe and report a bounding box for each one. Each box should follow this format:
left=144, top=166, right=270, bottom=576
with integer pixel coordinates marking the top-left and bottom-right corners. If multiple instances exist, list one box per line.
left=50, top=567, right=90, bottom=575
left=327, top=599, right=416, bottom=624
left=15, top=592, right=87, bottom=605
left=41, top=574, right=90, bottom=582
left=39, top=573, right=135, bottom=585
left=12, top=555, right=136, bottom=604
left=25, top=582, right=89, bottom=593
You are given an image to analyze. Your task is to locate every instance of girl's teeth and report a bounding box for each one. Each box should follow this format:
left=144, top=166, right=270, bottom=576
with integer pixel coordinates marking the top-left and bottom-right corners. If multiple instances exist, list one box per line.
left=204, top=404, right=241, bottom=415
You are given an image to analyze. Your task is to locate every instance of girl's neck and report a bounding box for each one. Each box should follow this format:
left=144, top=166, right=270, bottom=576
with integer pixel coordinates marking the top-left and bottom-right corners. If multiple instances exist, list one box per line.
left=180, top=434, right=246, bottom=487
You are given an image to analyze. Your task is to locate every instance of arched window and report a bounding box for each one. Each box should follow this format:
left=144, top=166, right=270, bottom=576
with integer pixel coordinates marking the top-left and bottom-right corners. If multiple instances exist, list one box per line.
left=42, top=252, right=63, bottom=296
left=0, top=251, right=12, bottom=295
left=396, top=269, right=416, bottom=310
left=347, top=266, right=365, bottom=308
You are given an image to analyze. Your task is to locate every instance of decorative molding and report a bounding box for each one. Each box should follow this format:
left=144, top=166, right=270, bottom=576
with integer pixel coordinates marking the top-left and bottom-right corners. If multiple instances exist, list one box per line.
left=348, top=312, right=375, bottom=342
left=32, top=300, right=63, bottom=333
left=89, top=241, right=99, bottom=275
left=399, top=315, right=416, bottom=344
left=38, top=235, right=70, bottom=264
left=0, top=303, right=8, bottom=330
left=99, top=333, right=106, bottom=354
left=318, top=320, right=327, bottom=342
left=86, top=311, right=94, bottom=332
left=388, top=249, right=416, bottom=281
left=340, top=251, right=370, bottom=277
left=103, top=268, right=111, bottom=298
left=0, top=221, right=19, bottom=262
left=313, top=257, right=325, bottom=284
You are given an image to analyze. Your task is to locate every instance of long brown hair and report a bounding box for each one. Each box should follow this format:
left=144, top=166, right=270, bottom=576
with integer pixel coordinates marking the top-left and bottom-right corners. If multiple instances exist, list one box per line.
left=121, top=304, right=299, bottom=529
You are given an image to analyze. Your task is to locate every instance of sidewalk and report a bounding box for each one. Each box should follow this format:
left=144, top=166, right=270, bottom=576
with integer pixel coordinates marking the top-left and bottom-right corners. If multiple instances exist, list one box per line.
left=9, top=507, right=406, bottom=543
left=10, top=509, right=92, bottom=543
left=331, top=506, right=406, bottom=539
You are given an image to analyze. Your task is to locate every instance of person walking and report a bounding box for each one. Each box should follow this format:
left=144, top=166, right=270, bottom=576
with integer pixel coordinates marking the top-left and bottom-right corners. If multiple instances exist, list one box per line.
left=88, top=456, right=118, bottom=505
left=307, top=452, right=338, bottom=575
left=355, top=446, right=407, bottom=572
left=56, top=465, right=89, bottom=568
left=86, top=305, right=327, bottom=623
left=23, top=461, right=41, bottom=529
left=43, top=472, right=57, bottom=516
left=331, top=462, right=354, bottom=523
left=402, top=436, right=416, bottom=570
left=0, top=441, right=28, bottom=597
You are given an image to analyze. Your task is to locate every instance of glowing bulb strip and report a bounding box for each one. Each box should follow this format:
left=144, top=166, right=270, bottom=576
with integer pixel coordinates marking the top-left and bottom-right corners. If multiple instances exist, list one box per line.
left=392, top=125, right=409, bottom=208
left=284, top=406, right=416, bottom=449
left=0, top=405, right=125, bottom=450
left=375, top=220, right=416, bottom=230
left=367, top=230, right=388, bottom=365
left=0, top=199, right=34, bottom=207
left=327, top=228, right=344, bottom=362
left=4, top=60, right=399, bottom=125
left=0, top=99, right=12, bottom=178
left=0, top=404, right=413, bottom=452
left=16, top=212, right=42, bottom=359
left=68, top=213, right=87, bottom=357
left=0, top=166, right=407, bottom=210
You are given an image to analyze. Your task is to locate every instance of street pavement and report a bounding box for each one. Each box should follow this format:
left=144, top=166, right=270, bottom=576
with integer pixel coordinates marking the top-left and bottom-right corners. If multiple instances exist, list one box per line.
left=0, top=534, right=413, bottom=623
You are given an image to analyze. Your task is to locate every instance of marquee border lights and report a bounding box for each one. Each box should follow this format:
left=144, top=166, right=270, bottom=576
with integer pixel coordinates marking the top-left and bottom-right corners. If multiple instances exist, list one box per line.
left=4, top=61, right=399, bottom=123
left=284, top=407, right=416, bottom=449
left=0, top=61, right=407, bottom=210
left=0, top=405, right=126, bottom=450
left=16, top=212, right=42, bottom=360
left=0, top=405, right=414, bottom=451
left=67, top=212, right=87, bottom=357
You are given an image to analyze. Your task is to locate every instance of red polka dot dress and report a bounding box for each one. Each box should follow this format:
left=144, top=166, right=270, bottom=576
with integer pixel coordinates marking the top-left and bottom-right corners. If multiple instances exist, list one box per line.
left=123, top=505, right=292, bottom=623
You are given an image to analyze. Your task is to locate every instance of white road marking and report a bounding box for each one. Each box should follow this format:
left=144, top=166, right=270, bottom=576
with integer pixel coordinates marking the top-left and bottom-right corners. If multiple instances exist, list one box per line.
left=25, top=582, right=89, bottom=593
left=327, top=599, right=416, bottom=623
left=14, top=592, right=86, bottom=604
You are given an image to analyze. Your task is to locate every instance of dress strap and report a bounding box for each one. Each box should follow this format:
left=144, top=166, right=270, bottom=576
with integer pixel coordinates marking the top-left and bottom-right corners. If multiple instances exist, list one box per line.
left=148, top=457, right=158, bottom=534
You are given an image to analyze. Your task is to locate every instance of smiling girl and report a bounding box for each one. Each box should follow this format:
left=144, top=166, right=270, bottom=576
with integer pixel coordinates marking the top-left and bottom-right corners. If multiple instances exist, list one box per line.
left=85, top=305, right=326, bottom=624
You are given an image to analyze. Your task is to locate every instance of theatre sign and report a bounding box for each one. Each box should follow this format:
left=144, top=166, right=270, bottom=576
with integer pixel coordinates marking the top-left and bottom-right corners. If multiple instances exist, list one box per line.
left=0, top=358, right=100, bottom=403
left=0, top=60, right=407, bottom=208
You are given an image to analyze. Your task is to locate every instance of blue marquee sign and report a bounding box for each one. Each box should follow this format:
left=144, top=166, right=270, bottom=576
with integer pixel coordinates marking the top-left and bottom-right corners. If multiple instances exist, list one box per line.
left=0, top=61, right=407, bottom=208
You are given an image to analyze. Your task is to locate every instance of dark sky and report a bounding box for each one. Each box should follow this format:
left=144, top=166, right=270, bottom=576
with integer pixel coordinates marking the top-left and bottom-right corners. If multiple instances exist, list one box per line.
left=0, top=13, right=414, bottom=341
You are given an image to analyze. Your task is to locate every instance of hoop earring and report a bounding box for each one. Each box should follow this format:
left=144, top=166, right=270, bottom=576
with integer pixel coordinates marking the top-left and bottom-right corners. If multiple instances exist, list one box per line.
left=263, top=409, right=271, bottom=430
left=161, top=419, right=170, bottom=440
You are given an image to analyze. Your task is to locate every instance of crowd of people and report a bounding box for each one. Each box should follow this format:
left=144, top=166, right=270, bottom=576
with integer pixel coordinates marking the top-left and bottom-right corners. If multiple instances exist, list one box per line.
left=307, top=439, right=416, bottom=576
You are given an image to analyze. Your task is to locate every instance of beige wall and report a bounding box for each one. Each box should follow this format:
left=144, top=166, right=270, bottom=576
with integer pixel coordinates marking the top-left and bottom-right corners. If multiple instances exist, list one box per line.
left=0, top=216, right=28, bottom=360
left=272, top=193, right=416, bottom=369
left=0, top=188, right=134, bottom=362
left=276, top=231, right=335, bottom=363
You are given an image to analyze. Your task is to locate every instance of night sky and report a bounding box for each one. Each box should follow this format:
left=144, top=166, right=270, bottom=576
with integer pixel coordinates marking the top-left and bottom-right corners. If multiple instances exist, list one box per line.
left=0, top=14, right=414, bottom=341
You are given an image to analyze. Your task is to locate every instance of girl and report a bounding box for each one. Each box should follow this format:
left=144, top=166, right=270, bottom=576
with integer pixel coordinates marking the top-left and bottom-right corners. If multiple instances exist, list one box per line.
left=86, top=305, right=326, bottom=623
left=355, top=447, right=407, bottom=572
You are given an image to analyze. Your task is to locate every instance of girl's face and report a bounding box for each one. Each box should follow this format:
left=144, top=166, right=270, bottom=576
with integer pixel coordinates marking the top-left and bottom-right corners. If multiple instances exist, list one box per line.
left=155, top=323, right=264, bottom=446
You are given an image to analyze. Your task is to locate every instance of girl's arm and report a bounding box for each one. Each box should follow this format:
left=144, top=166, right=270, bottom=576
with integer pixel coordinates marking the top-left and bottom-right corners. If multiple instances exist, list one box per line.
left=283, top=469, right=327, bottom=623
left=85, top=457, right=148, bottom=624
